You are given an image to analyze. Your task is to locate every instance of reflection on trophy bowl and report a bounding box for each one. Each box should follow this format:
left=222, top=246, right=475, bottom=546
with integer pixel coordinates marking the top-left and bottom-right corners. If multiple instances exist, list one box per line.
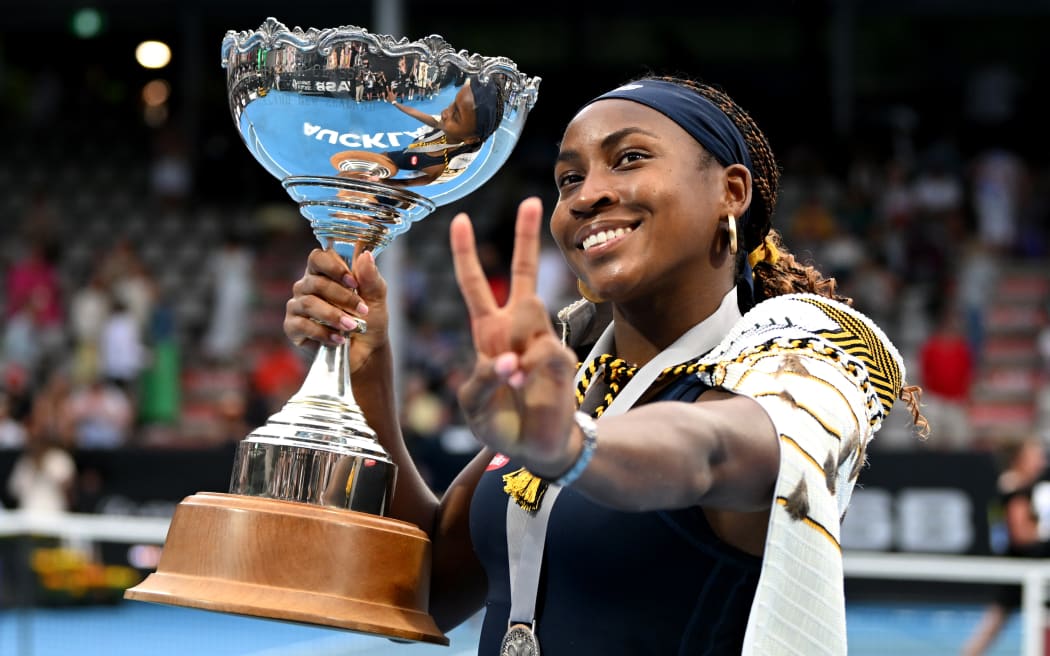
left=332, top=150, right=399, bottom=179
left=125, top=16, right=540, bottom=645
left=217, top=15, right=540, bottom=259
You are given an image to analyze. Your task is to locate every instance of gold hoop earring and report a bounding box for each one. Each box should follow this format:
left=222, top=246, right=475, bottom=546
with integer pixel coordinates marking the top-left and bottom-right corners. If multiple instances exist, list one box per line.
left=577, top=279, right=604, bottom=303
left=726, top=214, right=738, bottom=256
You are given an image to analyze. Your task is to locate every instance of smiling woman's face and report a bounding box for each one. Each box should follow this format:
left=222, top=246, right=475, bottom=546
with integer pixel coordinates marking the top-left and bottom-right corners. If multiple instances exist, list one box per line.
left=440, top=83, right=479, bottom=144
left=550, top=99, right=733, bottom=306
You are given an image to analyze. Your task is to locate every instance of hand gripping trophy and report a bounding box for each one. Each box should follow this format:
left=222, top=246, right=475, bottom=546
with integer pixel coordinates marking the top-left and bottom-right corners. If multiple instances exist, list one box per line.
left=125, top=17, right=540, bottom=644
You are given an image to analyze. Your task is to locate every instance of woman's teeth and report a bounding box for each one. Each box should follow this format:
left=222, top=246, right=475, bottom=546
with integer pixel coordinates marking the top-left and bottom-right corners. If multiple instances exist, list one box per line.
left=582, top=226, right=632, bottom=251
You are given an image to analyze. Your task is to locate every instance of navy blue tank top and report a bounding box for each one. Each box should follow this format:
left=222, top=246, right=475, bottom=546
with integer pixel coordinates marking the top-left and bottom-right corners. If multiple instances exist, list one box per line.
left=468, top=374, right=761, bottom=655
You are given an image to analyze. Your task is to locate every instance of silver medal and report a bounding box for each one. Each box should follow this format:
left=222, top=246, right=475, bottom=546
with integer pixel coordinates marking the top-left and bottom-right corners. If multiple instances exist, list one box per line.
left=500, top=623, right=540, bottom=656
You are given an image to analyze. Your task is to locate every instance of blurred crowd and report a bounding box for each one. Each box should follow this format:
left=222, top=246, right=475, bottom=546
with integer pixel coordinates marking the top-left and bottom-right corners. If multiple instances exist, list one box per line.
left=3, top=57, right=1050, bottom=511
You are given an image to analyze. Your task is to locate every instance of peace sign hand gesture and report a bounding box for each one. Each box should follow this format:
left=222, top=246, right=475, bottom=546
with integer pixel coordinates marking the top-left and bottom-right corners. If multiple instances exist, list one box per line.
left=450, top=197, right=579, bottom=476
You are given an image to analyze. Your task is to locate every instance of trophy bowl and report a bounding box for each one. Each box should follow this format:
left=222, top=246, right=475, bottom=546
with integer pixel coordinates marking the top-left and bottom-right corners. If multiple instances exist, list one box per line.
left=125, top=17, right=540, bottom=644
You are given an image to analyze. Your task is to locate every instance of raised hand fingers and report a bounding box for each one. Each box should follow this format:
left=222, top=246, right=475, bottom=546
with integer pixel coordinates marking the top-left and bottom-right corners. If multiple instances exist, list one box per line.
left=507, top=197, right=544, bottom=303
left=450, top=212, right=498, bottom=319
left=458, top=336, right=577, bottom=459
left=518, top=335, right=578, bottom=444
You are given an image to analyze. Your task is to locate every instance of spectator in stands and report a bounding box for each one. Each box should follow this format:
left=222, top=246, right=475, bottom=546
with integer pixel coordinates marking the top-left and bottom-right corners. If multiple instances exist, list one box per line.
left=68, top=269, right=111, bottom=386
left=6, top=433, right=76, bottom=514
left=0, top=388, right=27, bottom=449
left=1, top=363, right=32, bottom=425
left=970, top=143, right=1029, bottom=256
left=4, top=241, right=62, bottom=326
left=399, top=370, right=451, bottom=488
left=95, top=238, right=157, bottom=333
left=918, top=304, right=975, bottom=449
left=248, top=332, right=306, bottom=421
left=873, top=158, right=915, bottom=279
left=954, top=238, right=1000, bottom=358
left=202, top=231, right=255, bottom=363
left=137, top=299, right=181, bottom=428
left=26, top=367, right=73, bottom=448
left=962, top=435, right=1050, bottom=656
left=909, top=148, right=964, bottom=296
left=61, top=376, right=134, bottom=449
left=2, top=240, right=65, bottom=382
left=2, top=293, right=45, bottom=384
left=214, top=387, right=250, bottom=445
left=99, top=296, right=147, bottom=400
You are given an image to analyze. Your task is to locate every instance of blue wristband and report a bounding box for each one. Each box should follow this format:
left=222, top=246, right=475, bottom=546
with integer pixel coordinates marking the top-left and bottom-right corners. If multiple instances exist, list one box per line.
left=553, top=411, right=598, bottom=488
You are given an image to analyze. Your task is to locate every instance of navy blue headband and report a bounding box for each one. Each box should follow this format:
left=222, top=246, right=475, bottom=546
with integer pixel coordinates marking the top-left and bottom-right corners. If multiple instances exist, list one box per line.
left=587, top=80, right=752, bottom=174
left=468, top=76, right=500, bottom=141
left=585, top=79, right=760, bottom=306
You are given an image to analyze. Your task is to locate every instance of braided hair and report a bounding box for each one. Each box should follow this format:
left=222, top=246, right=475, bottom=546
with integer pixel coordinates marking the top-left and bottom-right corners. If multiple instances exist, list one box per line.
left=648, top=76, right=845, bottom=305
left=650, top=76, right=928, bottom=438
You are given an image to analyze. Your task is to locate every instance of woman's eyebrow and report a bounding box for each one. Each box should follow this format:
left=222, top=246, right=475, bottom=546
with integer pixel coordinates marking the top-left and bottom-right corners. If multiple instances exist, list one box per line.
left=555, top=147, right=578, bottom=165
left=600, top=126, right=658, bottom=150
left=556, top=126, right=660, bottom=164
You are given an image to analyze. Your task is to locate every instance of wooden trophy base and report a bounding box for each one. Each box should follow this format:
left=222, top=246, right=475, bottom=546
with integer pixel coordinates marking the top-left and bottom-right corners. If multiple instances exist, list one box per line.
left=124, top=492, right=448, bottom=645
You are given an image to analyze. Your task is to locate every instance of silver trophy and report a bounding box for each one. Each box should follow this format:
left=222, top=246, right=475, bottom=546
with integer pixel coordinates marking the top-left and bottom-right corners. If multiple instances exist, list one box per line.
left=126, top=17, right=539, bottom=644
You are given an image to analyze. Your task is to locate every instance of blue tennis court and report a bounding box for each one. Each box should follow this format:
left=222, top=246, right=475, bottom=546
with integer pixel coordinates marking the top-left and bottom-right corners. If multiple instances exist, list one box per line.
left=0, top=601, right=1024, bottom=655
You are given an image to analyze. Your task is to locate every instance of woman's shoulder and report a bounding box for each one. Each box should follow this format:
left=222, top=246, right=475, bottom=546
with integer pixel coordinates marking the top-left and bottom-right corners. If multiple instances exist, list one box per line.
left=734, top=293, right=902, bottom=374
left=697, top=292, right=905, bottom=427
left=744, top=293, right=889, bottom=336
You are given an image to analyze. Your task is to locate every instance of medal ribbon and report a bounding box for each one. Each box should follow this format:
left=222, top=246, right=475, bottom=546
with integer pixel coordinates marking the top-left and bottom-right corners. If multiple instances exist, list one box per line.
left=501, top=288, right=744, bottom=648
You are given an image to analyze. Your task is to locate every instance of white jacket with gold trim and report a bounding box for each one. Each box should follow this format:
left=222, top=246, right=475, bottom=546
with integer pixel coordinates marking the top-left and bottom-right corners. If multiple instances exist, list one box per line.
left=693, top=293, right=905, bottom=656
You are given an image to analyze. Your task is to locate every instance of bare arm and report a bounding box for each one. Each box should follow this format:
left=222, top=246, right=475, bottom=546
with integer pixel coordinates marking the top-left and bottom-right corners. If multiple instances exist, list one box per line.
left=540, top=391, right=780, bottom=513
left=427, top=448, right=492, bottom=628
left=1005, top=495, right=1041, bottom=547
left=387, top=88, right=440, bottom=128
left=283, top=246, right=485, bottom=630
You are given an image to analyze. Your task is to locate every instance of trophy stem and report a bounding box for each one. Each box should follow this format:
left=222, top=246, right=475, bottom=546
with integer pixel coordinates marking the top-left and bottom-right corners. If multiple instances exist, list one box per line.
left=267, top=340, right=376, bottom=443
left=228, top=176, right=435, bottom=514
left=229, top=336, right=396, bottom=513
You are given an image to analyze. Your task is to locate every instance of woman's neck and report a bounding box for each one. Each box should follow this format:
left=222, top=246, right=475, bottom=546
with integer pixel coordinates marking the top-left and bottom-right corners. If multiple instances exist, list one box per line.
left=609, top=285, right=737, bottom=366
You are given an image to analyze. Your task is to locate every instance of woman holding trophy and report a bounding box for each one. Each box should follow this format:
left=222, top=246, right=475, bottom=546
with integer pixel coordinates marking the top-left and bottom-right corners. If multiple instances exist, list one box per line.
left=285, top=75, right=927, bottom=654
